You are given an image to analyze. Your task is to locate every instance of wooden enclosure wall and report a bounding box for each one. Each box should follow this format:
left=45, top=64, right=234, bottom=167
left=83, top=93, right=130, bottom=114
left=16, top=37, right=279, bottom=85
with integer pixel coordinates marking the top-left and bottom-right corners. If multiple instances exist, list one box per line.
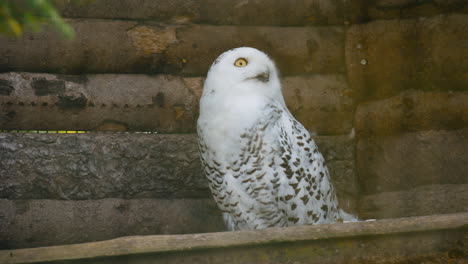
left=0, top=0, right=467, bottom=249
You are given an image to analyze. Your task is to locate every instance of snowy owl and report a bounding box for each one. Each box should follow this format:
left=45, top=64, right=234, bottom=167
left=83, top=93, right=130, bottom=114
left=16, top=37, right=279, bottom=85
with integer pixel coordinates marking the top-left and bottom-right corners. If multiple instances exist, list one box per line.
left=197, top=47, right=356, bottom=231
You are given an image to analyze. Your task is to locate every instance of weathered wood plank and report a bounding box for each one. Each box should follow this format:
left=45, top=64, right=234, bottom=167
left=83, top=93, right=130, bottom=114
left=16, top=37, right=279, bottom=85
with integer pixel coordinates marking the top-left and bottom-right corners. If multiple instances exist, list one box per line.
left=53, top=0, right=468, bottom=25
left=0, top=198, right=225, bottom=249
left=0, top=72, right=353, bottom=134
left=0, top=21, right=344, bottom=76
left=55, top=0, right=345, bottom=26
left=359, top=184, right=468, bottom=219
left=354, top=91, right=468, bottom=137
left=0, top=132, right=356, bottom=201
left=1, top=213, right=467, bottom=264
left=346, top=14, right=468, bottom=102
left=357, top=128, right=468, bottom=195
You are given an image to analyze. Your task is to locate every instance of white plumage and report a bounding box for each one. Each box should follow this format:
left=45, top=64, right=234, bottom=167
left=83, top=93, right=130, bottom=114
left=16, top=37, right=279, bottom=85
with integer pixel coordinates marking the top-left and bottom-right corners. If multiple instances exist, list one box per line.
left=197, top=47, right=356, bottom=231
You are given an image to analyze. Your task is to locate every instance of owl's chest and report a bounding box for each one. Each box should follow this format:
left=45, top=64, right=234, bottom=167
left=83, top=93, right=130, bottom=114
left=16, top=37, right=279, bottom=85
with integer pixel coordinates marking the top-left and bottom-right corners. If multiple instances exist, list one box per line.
left=199, top=97, right=269, bottom=155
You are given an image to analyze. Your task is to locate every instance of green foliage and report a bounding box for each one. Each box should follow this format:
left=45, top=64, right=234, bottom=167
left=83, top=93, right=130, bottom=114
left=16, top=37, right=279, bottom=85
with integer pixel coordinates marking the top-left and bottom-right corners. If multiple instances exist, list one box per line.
left=0, top=0, right=84, bottom=39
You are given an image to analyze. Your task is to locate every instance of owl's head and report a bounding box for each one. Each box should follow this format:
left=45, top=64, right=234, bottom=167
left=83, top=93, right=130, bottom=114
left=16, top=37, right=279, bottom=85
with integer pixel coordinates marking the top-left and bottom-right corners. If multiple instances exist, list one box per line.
left=203, top=47, right=284, bottom=104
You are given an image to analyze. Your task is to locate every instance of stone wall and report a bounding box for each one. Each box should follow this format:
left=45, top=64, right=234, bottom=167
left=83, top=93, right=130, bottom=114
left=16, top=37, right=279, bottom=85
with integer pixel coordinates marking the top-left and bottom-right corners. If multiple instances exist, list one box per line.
left=0, top=0, right=467, bottom=249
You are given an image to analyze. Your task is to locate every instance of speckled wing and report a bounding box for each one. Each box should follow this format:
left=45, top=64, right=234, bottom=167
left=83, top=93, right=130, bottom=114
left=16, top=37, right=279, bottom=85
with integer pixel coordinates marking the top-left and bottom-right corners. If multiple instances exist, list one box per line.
left=198, top=103, right=286, bottom=230
left=274, top=112, right=340, bottom=226
left=198, top=103, right=342, bottom=230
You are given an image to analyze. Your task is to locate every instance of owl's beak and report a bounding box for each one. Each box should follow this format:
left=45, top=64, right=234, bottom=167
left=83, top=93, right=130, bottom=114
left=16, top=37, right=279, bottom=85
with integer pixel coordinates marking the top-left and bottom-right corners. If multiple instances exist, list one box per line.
left=253, top=71, right=270, bottom=83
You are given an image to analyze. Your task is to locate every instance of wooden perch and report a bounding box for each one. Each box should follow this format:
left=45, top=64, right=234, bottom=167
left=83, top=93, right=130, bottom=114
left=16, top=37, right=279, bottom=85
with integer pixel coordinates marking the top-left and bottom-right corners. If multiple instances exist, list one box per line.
left=1, top=212, right=467, bottom=264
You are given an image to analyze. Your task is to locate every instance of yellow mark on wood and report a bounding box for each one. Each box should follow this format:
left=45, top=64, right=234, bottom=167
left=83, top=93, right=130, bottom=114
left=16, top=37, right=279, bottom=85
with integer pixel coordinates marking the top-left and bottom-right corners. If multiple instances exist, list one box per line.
left=173, top=106, right=186, bottom=120
left=45, top=131, right=87, bottom=134
left=0, top=130, right=87, bottom=134
left=127, top=26, right=177, bottom=55
left=342, top=89, right=353, bottom=97
left=95, top=121, right=128, bottom=132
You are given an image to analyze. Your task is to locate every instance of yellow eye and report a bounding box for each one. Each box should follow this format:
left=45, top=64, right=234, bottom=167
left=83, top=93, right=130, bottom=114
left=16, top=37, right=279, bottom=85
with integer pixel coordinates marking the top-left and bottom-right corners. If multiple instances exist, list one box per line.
left=234, top=58, right=248, bottom=67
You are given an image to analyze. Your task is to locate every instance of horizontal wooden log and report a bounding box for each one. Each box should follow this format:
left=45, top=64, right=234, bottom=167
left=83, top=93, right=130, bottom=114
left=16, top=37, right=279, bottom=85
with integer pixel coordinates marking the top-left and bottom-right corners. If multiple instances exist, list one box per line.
left=371, top=0, right=466, bottom=9
left=0, top=72, right=354, bottom=135
left=1, top=212, right=467, bottom=263
left=359, top=184, right=468, bottom=219
left=0, top=198, right=224, bottom=249
left=281, top=75, right=354, bottom=135
left=346, top=14, right=468, bottom=101
left=54, top=0, right=468, bottom=26
left=0, top=72, right=201, bottom=133
left=0, top=133, right=356, bottom=202
left=355, top=90, right=468, bottom=136
left=357, top=128, right=468, bottom=195
left=0, top=21, right=344, bottom=76
left=55, top=0, right=345, bottom=26
left=365, top=0, right=468, bottom=21
left=0, top=133, right=208, bottom=199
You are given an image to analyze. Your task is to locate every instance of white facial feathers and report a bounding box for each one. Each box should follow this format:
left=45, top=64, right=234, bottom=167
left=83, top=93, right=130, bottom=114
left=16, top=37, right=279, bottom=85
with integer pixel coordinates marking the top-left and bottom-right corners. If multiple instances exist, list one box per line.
left=201, top=47, right=285, bottom=107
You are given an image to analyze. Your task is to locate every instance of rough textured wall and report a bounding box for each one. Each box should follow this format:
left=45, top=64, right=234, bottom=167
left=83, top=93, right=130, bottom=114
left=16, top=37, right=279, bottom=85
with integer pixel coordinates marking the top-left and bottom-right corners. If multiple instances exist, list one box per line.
left=345, top=10, right=468, bottom=219
left=0, top=72, right=353, bottom=134
left=0, top=133, right=357, bottom=203
left=0, top=21, right=344, bottom=75
left=346, top=14, right=468, bottom=102
left=0, top=134, right=207, bottom=200
left=0, top=0, right=467, bottom=249
left=0, top=132, right=357, bottom=248
left=0, top=198, right=225, bottom=249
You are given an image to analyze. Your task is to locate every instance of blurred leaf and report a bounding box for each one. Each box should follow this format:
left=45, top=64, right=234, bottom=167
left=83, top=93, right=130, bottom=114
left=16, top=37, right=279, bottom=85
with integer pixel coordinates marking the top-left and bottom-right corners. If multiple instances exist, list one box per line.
left=0, top=0, right=90, bottom=39
left=6, top=16, right=22, bottom=36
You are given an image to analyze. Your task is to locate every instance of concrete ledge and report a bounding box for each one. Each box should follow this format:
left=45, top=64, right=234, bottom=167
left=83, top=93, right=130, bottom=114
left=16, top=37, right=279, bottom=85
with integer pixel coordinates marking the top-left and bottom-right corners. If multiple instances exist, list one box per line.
left=1, top=212, right=467, bottom=264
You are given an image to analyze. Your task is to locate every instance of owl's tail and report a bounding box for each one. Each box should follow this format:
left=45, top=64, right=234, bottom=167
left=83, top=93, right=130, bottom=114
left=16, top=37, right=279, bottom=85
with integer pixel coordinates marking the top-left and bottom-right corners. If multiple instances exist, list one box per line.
left=337, top=209, right=359, bottom=223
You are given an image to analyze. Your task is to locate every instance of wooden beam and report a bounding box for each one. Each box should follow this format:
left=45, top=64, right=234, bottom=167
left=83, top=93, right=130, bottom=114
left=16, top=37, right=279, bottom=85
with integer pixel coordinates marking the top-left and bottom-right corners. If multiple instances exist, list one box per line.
left=1, top=212, right=467, bottom=264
